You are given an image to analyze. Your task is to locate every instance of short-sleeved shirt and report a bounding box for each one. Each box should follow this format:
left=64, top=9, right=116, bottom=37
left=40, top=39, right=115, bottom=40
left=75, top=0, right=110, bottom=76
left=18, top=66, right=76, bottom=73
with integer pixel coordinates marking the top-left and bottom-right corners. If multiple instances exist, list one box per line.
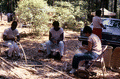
left=88, top=34, right=102, bottom=55
left=50, top=27, right=64, bottom=40
left=93, top=16, right=103, bottom=29
left=3, top=28, right=19, bottom=39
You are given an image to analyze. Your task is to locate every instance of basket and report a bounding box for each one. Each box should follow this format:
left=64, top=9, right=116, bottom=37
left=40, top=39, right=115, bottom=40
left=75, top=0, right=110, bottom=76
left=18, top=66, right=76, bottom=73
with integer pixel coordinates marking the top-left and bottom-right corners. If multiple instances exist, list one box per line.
left=110, top=47, right=120, bottom=69
left=103, top=46, right=113, bottom=68
left=93, top=45, right=113, bottom=68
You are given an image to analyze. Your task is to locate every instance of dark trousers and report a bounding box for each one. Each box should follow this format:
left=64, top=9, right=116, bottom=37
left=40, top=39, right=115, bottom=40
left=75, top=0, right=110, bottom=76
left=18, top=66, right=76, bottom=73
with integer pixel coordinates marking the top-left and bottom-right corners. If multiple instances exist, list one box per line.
left=72, top=51, right=98, bottom=69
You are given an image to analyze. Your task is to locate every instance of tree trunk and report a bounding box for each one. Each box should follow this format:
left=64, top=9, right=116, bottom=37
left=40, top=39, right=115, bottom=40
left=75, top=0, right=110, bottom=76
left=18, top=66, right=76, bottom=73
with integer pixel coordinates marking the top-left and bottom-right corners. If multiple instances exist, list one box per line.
left=111, top=0, right=113, bottom=12
left=101, top=0, right=104, bottom=17
left=7, top=0, right=10, bottom=13
left=105, top=0, right=109, bottom=10
left=114, top=0, right=117, bottom=13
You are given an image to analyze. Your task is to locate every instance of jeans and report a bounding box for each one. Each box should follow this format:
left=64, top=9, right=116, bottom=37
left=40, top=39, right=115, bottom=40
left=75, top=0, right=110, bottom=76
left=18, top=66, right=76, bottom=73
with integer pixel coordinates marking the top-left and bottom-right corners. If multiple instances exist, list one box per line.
left=72, top=51, right=99, bottom=69
left=46, top=40, right=64, bottom=56
left=4, top=41, right=20, bottom=57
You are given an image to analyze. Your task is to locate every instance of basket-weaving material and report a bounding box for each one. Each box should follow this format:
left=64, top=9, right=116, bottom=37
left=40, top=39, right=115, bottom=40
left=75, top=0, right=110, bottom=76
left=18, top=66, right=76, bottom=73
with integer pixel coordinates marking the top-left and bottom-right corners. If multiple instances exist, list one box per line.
left=110, top=47, right=120, bottom=68
left=103, top=46, right=113, bottom=68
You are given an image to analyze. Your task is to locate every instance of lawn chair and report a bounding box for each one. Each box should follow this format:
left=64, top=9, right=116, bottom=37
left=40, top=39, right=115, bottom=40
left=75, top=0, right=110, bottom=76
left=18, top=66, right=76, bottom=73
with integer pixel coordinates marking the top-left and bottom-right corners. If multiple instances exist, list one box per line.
left=76, top=45, right=108, bottom=78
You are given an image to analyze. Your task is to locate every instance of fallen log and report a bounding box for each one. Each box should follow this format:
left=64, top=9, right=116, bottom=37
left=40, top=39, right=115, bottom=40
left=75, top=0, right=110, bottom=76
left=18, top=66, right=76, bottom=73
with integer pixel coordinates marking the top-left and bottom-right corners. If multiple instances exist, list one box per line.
left=34, top=59, right=74, bottom=79
left=0, top=57, right=14, bottom=68
left=13, top=63, right=39, bottom=74
left=0, top=57, right=21, bottom=78
left=24, top=65, right=43, bottom=67
left=44, top=65, right=74, bottom=79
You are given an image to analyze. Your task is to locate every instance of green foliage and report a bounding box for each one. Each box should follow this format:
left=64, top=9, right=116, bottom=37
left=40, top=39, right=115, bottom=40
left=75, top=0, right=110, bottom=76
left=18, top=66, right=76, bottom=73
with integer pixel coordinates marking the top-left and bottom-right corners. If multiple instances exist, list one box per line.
left=0, top=0, right=7, bottom=12
left=53, top=1, right=88, bottom=29
left=15, top=0, right=89, bottom=34
left=15, top=0, right=51, bottom=35
left=74, top=1, right=88, bottom=18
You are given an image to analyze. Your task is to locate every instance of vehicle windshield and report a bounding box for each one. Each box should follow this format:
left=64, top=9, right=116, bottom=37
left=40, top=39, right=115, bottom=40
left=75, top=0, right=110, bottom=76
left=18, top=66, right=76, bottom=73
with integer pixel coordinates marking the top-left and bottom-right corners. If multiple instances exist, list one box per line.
left=102, top=18, right=120, bottom=28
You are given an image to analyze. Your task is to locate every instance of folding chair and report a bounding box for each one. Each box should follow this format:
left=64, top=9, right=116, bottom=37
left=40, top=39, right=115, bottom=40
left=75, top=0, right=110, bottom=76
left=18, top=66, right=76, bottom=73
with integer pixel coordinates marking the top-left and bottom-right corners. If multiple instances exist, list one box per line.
left=76, top=45, right=108, bottom=78
left=86, top=45, right=108, bottom=77
left=110, top=47, right=120, bottom=72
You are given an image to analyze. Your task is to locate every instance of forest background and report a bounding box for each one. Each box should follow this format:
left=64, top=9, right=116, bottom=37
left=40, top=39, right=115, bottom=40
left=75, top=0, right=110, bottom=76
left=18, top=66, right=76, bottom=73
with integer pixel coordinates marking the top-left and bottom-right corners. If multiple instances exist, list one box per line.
left=0, top=0, right=120, bottom=35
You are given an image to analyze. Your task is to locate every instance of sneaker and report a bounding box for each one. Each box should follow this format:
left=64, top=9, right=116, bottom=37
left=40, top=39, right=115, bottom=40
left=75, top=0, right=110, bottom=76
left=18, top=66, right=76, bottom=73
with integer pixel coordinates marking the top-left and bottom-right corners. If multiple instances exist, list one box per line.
left=69, top=69, right=77, bottom=74
left=53, top=52, right=62, bottom=60
left=4, top=51, right=8, bottom=55
left=6, top=56, right=12, bottom=60
left=17, top=55, right=21, bottom=59
left=13, top=55, right=21, bottom=60
left=46, top=54, right=52, bottom=58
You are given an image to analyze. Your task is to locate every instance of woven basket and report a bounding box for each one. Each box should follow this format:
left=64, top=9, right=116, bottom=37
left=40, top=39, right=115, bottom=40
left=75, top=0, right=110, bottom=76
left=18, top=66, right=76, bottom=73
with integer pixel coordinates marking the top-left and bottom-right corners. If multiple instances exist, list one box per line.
left=110, top=47, right=120, bottom=69
left=91, top=45, right=113, bottom=68
left=103, top=46, right=113, bottom=68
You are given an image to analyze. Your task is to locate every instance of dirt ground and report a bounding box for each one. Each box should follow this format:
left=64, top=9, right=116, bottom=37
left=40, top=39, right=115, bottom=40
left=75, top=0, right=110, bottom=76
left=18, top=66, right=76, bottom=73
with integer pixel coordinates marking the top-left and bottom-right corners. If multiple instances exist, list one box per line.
left=0, top=21, right=120, bottom=79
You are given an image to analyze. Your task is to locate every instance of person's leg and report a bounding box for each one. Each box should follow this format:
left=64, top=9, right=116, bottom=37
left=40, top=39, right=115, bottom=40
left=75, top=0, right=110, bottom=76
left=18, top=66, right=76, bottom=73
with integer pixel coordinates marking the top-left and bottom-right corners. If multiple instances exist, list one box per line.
left=72, top=52, right=94, bottom=69
left=7, top=42, right=14, bottom=57
left=58, top=41, right=64, bottom=56
left=14, top=42, right=20, bottom=56
left=46, top=40, right=54, bottom=55
left=70, top=52, right=94, bottom=74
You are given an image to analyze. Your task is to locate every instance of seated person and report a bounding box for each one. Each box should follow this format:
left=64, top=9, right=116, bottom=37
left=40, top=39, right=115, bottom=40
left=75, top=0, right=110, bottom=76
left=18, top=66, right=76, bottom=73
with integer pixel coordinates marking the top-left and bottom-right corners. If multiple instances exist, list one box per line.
left=46, top=21, right=64, bottom=60
left=69, top=26, right=102, bottom=74
left=3, top=21, right=20, bottom=59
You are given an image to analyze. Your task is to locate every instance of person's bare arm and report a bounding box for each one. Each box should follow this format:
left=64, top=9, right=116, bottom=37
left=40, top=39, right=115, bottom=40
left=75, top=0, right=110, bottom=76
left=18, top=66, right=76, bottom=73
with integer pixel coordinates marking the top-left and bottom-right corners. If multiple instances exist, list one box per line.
left=17, top=35, right=20, bottom=42
left=57, top=33, right=64, bottom=44
left=3, top=35, right=15, bottom=41
left=79, top=41, right=92, bottom=51
left=49, top=32, right=54, bottom=44
left=100, top=23, right=106, bottom=29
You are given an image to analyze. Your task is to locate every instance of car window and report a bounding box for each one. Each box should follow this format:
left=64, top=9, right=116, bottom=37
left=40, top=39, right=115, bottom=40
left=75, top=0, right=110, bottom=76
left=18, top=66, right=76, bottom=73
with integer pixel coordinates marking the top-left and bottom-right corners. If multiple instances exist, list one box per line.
left=103, top=19, right=111, bottom=26
left=111, top=20, right=120, bottom=28
left=102, top=18, right=120, bottom=28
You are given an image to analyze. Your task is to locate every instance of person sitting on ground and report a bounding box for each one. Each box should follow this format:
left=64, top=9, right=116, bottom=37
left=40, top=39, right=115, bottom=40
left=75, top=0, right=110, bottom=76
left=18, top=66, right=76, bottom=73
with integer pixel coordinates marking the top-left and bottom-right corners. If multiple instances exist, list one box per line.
left=46, top=21, right=64, bottom=60
left=69, top=26, right=102, bottom=74
left=3, top=21, right=20, bottom=59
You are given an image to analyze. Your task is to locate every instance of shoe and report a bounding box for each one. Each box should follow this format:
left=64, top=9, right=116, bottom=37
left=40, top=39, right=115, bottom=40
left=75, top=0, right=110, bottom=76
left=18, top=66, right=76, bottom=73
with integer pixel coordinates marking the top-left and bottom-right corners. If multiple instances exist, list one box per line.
left=46, top=54, right=52, bottom=58
left=13, top=55, right=21, bottom=60
left=69, top=69, right=77, bottom=74
left=53, top=52, right=62, bottom=60
left=60, top=55, right=63, bottom=59
left=4, top=51, right=8, bottom=55
left=6, top=56, right=12, bottom=60
left=17, top=55, right=21, bottom=59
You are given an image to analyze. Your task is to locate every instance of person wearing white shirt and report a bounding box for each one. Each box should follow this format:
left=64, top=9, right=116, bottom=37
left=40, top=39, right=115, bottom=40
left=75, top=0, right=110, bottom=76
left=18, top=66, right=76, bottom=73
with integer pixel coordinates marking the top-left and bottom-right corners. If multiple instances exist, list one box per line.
left=3, top=21, right=20, bottom=59
left=46, top=21, right=64, bottom=60
left=70, top=26, right=102, bottom=74
left=92, top=10, right=106, bottom=40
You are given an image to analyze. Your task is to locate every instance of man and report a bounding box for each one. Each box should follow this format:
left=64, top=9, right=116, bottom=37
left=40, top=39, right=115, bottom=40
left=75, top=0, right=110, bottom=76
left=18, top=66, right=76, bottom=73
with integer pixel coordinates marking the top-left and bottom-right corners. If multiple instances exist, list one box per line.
left=3, top=21, right=20, bottom=59
left=46, top=21, right=64, bottom=60
left=69, top=26, right=102, bottom=74
left=92, top=10, right=106, bottom=40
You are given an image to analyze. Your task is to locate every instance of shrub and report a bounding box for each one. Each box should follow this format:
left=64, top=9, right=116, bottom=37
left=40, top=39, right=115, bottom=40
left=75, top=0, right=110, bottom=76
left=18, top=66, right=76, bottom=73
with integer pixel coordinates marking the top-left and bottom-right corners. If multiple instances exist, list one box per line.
left=52, top=1, right=88, bottom=29
left=15, top=0, right=52, bottom=35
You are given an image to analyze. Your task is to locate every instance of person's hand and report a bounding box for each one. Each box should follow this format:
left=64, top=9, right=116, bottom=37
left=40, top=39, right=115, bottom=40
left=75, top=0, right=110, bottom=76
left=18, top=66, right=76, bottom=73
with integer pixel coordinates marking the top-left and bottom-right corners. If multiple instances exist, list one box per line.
left=9, top=38, right=15, bottom=41
left=53, top=40, right=57, bottom=44
left=103, top=27, right=106, bottom=29
left=79, top=46, right=84, bottom=50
